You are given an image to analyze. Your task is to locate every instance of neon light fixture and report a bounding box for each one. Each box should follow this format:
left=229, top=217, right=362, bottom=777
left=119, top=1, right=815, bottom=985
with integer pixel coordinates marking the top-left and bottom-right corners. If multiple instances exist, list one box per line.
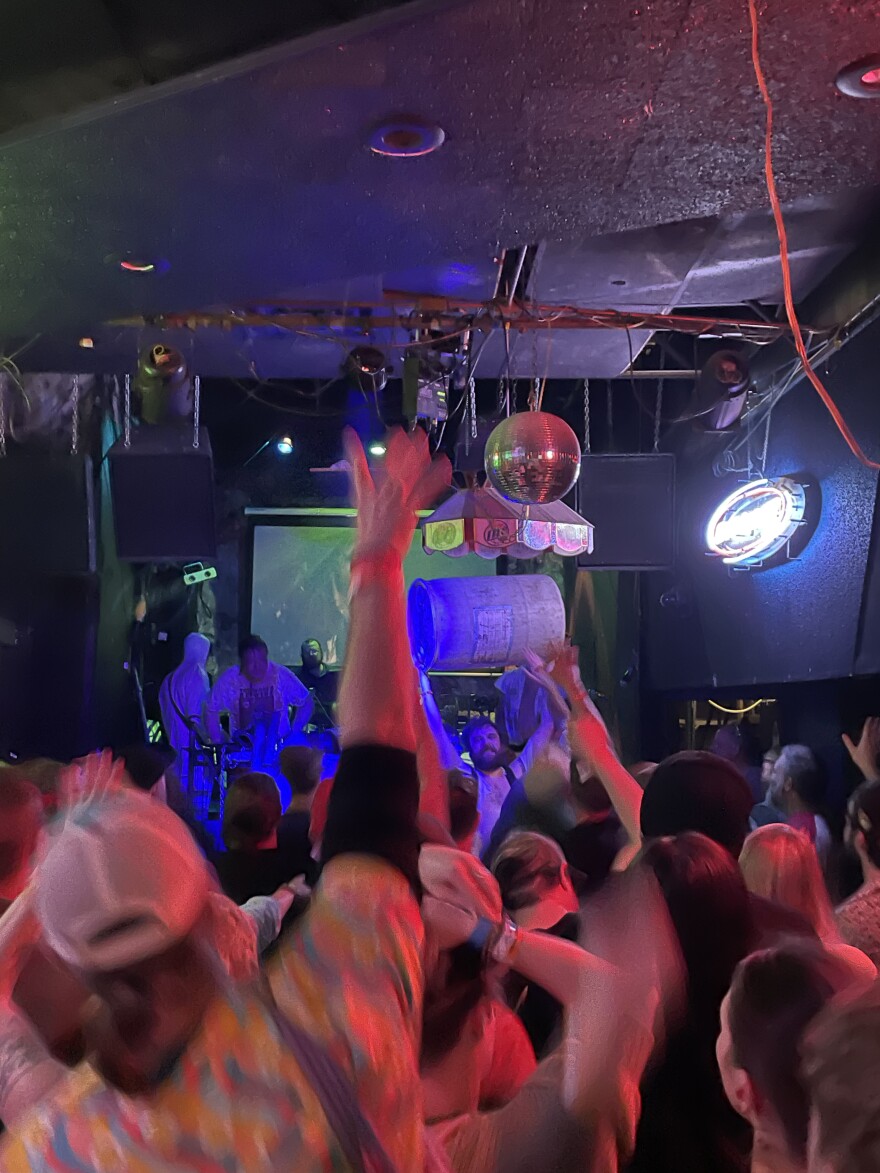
left=706, top=477, right=807, bottom=567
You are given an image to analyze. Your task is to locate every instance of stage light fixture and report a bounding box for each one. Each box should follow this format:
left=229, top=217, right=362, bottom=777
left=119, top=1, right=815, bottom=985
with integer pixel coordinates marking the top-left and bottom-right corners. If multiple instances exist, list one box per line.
left=276, top=436, right=294, bottom=455
left=706, top=477, right=807, bottom=568
left=368, top=441, right=387, bottom=457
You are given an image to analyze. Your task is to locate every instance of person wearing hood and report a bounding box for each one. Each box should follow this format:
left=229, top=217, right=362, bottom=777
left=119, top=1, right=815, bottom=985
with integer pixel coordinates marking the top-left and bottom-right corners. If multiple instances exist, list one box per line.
left=159, top=632, right=211, bottom=754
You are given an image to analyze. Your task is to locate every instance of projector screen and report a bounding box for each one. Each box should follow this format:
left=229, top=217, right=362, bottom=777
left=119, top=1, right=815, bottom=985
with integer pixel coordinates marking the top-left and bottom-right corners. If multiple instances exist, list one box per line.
left=250, top=522, right=495, bottom=667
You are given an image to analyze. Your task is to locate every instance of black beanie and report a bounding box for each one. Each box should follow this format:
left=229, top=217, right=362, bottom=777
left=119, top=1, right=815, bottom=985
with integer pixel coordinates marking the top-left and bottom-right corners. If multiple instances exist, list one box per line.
left=640, top=750, right=754, bottom=858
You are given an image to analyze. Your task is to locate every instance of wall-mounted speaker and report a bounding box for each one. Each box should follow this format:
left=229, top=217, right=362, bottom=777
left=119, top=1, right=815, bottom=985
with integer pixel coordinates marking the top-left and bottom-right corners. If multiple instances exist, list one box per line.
left=109, top=426, right=216, bottom=562
left=0, top=454, right=95, bottom=575
left=576, top=453, right=676, bottom=571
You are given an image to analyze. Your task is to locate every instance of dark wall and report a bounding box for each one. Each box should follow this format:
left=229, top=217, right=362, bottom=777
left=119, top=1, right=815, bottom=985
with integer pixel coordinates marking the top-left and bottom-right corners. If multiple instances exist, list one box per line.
left=643, top=319, right=880, bottom=692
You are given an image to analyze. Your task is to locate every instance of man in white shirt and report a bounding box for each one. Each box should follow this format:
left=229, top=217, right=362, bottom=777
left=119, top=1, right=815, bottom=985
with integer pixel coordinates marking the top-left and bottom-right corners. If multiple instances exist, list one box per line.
left=206, top=635, right=313, bottom=745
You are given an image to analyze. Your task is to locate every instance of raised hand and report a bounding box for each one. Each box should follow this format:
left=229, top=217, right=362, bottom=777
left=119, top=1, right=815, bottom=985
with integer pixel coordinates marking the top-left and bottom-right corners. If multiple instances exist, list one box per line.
left=344, top=427, right=451, bottom=562
left=58, top=750, right=128, bottom=815
left=843, top=717, right=880, bottom=783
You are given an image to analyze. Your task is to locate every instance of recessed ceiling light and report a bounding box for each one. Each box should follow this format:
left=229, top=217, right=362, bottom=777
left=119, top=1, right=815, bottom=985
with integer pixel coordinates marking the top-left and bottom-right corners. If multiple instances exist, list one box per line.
left=835, top=55, right=880, bottom=98
left=368, top=118, right=445, bottom=157
left=368, top=441, right=387, bottom=457
left=276, top=436, right=294, bottom=455
left=78, top=336, right=95, bottom=349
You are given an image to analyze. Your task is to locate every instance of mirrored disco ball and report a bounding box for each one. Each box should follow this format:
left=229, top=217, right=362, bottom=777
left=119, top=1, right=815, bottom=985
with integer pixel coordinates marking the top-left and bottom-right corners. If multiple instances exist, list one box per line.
left=484, top=412, right=582, bottom=504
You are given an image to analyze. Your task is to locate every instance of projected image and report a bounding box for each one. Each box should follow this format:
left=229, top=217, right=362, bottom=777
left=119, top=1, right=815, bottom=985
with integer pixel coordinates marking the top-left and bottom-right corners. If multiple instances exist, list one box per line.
left=250, top=523, right=495, bottom=667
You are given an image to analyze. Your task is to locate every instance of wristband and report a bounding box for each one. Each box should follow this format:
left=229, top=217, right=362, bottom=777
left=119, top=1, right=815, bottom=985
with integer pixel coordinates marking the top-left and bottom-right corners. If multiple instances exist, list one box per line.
left=348, top=550, right=404, bottom=600
left=488, top=915, right=521, bottom=965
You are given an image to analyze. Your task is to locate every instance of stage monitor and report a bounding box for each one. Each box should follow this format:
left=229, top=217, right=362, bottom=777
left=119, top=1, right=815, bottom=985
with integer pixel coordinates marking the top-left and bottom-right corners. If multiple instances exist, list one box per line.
left=249, top=519, right=496, bottom=667
left=576, top=453, right=676, bottom=571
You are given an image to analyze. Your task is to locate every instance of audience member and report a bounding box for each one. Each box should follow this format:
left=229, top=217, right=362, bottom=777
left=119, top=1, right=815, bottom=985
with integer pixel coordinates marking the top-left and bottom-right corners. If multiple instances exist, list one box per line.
left=491, top=831, right=580, bottom=1057
left=711, top=723, right=764, bottom=804
left=836, top=780, right=880, bottom=966
left=717, top=943, right=864, bottom=1173
left=802, top=978, right=880, bottom=1173
left=629, top=832, right=755, bottom=1173
left=752, top=748, right=786, bottom=829
left=768, top=746, right=831, bottom=867
left=211, top=771, right=310, bottom=910
left=420, top=670, right=562, bottom=853
left=0, top=425, right=453, bottom=1170
left=275, top=745, right=323, bottom=879
left=739, top=825, right=874, bottom=979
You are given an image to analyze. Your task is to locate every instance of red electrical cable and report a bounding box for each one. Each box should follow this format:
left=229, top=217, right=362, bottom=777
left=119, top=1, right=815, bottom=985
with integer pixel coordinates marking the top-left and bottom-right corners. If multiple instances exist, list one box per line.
left=747, top=0, right=880, bottom=470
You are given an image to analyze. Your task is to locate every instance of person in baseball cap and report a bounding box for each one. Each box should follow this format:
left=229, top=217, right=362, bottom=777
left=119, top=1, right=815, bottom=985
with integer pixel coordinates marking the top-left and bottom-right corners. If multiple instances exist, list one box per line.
left=34, top=786, right=215, bottom=1094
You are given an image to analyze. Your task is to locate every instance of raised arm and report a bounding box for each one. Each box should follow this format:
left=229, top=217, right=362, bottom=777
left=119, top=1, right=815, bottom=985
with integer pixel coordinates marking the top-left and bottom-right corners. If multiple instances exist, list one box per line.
left=321, top=428, right=451, bottom=886
left=418, top=671, right=465, bottom=771
left=551, top=648, right=643, bottom=857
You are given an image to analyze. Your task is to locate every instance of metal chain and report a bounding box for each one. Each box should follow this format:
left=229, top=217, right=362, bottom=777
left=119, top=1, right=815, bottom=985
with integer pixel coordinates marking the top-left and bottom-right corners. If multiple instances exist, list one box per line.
left=124, top=374, right=132, bottom=448
left=582, top=378, right=591, bottom=454
left=468, top=376, right=477, bottom=439
left=0, top=373, right=6, bottom=457
left=606, top=381, right=614, bottom=451
left=193, top=374, right=201, bottom=449
left=70, top=374, right=80, bottom=456
left=653, top=377, right=664, bottom=453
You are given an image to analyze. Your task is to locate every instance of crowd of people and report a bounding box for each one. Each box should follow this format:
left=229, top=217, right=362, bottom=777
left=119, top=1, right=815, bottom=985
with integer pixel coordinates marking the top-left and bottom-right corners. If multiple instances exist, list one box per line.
left=0, top=427, right=879, bottom=1171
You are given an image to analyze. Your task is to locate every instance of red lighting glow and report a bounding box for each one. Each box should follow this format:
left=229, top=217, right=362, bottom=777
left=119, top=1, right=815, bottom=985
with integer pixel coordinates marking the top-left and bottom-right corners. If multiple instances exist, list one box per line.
left=861, top=67, right=880, bottom=86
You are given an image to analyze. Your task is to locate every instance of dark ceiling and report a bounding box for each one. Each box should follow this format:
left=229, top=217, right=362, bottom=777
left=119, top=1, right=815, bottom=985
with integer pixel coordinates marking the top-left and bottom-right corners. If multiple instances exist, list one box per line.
left=2, top=0, right=880, bottom=377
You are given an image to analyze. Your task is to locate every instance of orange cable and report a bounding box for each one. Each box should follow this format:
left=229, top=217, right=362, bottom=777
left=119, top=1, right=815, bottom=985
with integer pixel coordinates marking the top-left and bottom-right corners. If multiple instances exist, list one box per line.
left=747, top=0, right=880, bottom=470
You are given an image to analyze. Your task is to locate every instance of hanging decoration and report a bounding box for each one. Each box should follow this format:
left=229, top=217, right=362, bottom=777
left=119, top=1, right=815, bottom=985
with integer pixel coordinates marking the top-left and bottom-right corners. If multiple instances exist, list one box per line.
left=483, top=411, right=581, bottom=505
left=705, top=477, right=808, bottom=567
left=422, top=484, right=593, bottom=559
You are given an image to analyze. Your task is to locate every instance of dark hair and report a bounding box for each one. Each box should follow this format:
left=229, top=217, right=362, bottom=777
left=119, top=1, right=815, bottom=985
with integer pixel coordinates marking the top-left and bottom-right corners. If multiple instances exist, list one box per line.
left=640, top=751, right=754, bottom=858
left=460, top=716, right=499, bottom=757
left=630, top=833, right=755, bottom=1172
left=277, top=746, right=323, bottom=798
left=421, top=945, right=487, bottom=1068
left=728, top=943, right=855, bottom=1162
left=847, top=781, right=880, bottom=868
left=238, top=634, right=268, bottom=660
left=116, top=744, right=171, bottom=792
left=491, top=831, right=567, bottom=912
left=222, top=772, right=282, bottom=850
left=639, top=832, right=753, bottom=1013
left=778, top=744, right=825, bottom=812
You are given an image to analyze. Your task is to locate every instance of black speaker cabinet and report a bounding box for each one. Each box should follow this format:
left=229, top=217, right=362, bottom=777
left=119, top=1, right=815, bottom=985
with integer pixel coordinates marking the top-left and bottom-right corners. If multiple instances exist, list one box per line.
left=576, top=453, right=676, bottom=570
left=0, top=453, right=96, bottom=575
left=109, top=426, right=216, bottom=562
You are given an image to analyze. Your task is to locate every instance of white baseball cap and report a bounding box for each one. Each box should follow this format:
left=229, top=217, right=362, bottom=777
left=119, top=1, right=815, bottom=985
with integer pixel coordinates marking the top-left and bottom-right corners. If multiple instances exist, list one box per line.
left=36, top=789, right=211, bottom=972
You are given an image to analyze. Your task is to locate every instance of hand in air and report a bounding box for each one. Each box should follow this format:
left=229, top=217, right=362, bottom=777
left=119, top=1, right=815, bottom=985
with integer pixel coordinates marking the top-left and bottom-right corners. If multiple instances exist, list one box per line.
left=344, top=426, right=451, bottom=562
left=843, top=717, right=880, bottom=783
left=419, top=844, right=502, bottom=948
left=58, top=750, right=129, bottom=815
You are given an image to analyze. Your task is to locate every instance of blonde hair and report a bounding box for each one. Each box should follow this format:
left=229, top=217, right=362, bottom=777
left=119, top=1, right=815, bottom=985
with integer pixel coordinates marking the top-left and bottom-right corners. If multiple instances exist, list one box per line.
left=739, top=824, right=838, bottom=943
left=491, top=831, right=567, bottom=912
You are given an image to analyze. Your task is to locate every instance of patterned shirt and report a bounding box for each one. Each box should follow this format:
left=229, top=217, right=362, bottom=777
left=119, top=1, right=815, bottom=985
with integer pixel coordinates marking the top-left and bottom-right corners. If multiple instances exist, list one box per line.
left=837, top=878, right=880, bottom=967
left=0, top=856, right=424, bottom=1172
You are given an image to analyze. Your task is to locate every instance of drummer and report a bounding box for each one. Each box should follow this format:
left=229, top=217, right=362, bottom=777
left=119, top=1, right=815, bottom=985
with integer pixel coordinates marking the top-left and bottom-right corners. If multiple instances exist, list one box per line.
left=294, top=639, right=339, bottom=731
left=205, top=635, right=314, bottom=748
